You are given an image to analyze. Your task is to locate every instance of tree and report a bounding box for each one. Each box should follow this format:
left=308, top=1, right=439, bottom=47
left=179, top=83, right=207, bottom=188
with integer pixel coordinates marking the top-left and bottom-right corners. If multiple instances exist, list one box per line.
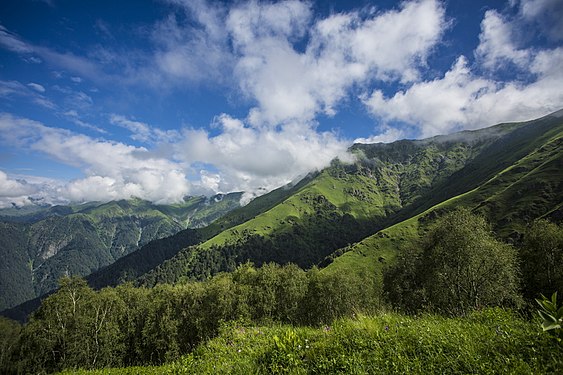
left=520, top=219, right=563, bottom=299
left=0, top=317, right=20, bottom=374
left=385, top=208, right=521, bottom=315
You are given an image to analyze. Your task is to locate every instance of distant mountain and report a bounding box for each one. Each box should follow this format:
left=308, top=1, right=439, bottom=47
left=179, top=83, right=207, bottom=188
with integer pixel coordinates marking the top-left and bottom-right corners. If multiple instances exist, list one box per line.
left=0, top=194, right=241, bottom=311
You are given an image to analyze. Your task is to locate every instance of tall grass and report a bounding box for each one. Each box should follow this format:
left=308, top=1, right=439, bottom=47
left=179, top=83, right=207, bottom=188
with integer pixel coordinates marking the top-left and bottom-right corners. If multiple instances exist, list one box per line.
left=60, top=308, right=562, bottom=374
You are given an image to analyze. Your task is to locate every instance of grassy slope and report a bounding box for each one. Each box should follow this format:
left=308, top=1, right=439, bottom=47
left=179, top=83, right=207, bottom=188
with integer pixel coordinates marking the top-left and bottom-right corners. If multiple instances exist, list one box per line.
left=59, top=309, right=562, bottom=374
left=202, top=170, right=395, bottom=249
left=326, top=117, right=563, bottom=282
left=138, top=116, right=528, bottom=286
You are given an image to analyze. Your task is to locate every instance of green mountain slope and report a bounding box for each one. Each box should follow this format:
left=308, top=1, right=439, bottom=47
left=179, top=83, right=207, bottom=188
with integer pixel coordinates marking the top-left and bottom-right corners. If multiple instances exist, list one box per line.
left=140, top=111, right=562, bottom=288
left=325, top=112, right=563, bottom=288
left=0, top=194, right=241, bottom=311
left=4, top=110, right=561, bottom=321
left=135, top=115, right=539, bottom=287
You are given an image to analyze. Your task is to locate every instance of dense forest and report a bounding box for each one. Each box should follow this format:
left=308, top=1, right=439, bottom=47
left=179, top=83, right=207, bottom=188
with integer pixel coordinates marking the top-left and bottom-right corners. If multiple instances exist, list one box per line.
left=1, top=209, right=561, bottom=374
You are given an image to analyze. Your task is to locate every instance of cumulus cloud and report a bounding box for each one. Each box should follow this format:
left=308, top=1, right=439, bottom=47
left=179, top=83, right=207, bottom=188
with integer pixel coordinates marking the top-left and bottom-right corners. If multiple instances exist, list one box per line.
left=0, top=171, right=37, bottom=199
left=227, top=0, right=447, bottom=126
left=0, top=114, right=191, bottom=205
left=475, top=10, right=530, bottom=70
left=363, top=3, right=563, bottom=138
left=175, top=114, right=352, bottom=195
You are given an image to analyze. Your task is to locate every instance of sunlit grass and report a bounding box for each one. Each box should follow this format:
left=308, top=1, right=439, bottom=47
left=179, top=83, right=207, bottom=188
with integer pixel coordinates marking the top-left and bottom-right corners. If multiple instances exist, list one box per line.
left=60, top=309, right=562, bottom=374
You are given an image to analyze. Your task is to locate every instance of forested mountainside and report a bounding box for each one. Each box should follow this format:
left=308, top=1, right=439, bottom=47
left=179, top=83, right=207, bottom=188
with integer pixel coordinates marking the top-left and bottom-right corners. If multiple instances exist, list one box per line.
left=0, top=194, right=241, bottom=311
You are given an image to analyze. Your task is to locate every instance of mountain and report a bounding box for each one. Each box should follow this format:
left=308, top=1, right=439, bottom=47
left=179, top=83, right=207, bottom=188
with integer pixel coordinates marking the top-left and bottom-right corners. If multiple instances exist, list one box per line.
left=3, top=110, right=562, bottom=321
left=324, top=110, right=563, bottom=285
left=136, top=111, right=562, bottom=289
left=0, top=194, right=241, bottom=311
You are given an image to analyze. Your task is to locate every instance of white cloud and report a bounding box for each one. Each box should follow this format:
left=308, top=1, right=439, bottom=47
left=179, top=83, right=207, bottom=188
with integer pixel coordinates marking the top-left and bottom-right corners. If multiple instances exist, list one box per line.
left=0, top=25, right=34, bottom=54
left=354, top=127, right=406, bottom=144
left=362, top=2, right=563, bottom=138
left=363, top=47, right=563, bottom=137
left=0, top=114, right=191, bottom=205
left=175, top=114, right=352, bottom=195
left=27, top=82, right=46, bottom=93
left=0, top=80, right=56, bottom=109
left=110, top=114, right=179, bottom=143
left=70, top=76, right=82, bottom=83
left=227, top=0, right=447, bottom=126
left=475, top=10, right=530, bottom=70
left=516, top=0, right=563, bottom=41
left=152, top=1, right=233, bottom=84
left=63, top=110, right=107, bottom=134
left=0, top=171, right=37, bottom=199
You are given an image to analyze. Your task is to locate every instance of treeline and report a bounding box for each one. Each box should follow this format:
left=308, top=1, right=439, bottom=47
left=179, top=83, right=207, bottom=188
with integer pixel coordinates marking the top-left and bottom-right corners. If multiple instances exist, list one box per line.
left=1, top=263, right=380, bottom=374
left=1, top=209, right=561, bottom=374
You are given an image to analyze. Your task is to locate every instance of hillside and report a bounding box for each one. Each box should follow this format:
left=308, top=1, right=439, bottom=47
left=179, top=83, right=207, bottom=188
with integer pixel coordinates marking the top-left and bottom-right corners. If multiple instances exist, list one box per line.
left=324, top=111, right=563, bottom=285
left=134, top=113, right=560, bottom=287
left=0, top=194, right=241, bottom=311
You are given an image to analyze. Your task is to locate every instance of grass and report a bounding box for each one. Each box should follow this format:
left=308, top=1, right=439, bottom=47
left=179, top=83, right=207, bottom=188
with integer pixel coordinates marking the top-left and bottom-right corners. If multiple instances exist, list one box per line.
left=58, top=309, right=563, bottom=374
left=201, top=170, right=395, bottom=249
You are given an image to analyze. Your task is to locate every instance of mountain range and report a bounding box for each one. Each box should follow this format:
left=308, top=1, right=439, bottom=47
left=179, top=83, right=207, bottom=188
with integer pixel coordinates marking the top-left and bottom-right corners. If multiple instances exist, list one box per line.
left=0, top=193, right=241, bottom=311
left=2, top=110, right=562, bottom=320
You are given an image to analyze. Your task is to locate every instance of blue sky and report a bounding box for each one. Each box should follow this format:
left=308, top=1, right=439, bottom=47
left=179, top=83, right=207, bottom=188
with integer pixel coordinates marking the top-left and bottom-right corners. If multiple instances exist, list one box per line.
left=0, top=0, right=562, bottom=206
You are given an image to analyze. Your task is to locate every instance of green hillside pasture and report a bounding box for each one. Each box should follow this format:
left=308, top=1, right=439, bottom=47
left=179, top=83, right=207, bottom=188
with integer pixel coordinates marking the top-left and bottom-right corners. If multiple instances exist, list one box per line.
left=60, top=309, right=562, bottom=374
left=326, top=132, right=563, bottom=279
left=202, top=171, right=394, bottom=249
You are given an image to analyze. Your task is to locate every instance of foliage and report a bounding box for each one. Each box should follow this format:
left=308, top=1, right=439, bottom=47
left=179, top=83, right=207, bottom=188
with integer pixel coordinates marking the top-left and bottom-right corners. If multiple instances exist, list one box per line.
left=4, top=263, right=379, bottom=373
left=0, top=317, right=20, bottom=374
left=536, top=292, right=563, bottom=340
left=384, top=208, right=521, bottom=314
left=520, top=219, right=563, bottom=299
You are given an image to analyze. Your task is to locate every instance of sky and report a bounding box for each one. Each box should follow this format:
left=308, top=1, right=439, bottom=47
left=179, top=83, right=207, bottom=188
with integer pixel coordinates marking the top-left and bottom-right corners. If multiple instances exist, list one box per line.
left=0, top=0, right=562, bottom=207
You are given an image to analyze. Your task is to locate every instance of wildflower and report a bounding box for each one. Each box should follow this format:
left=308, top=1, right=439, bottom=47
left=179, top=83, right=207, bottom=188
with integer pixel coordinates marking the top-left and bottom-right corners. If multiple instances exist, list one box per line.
left=384, top=325, right=389, bottom=331
left=237, top=349, right=242, bottom=353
